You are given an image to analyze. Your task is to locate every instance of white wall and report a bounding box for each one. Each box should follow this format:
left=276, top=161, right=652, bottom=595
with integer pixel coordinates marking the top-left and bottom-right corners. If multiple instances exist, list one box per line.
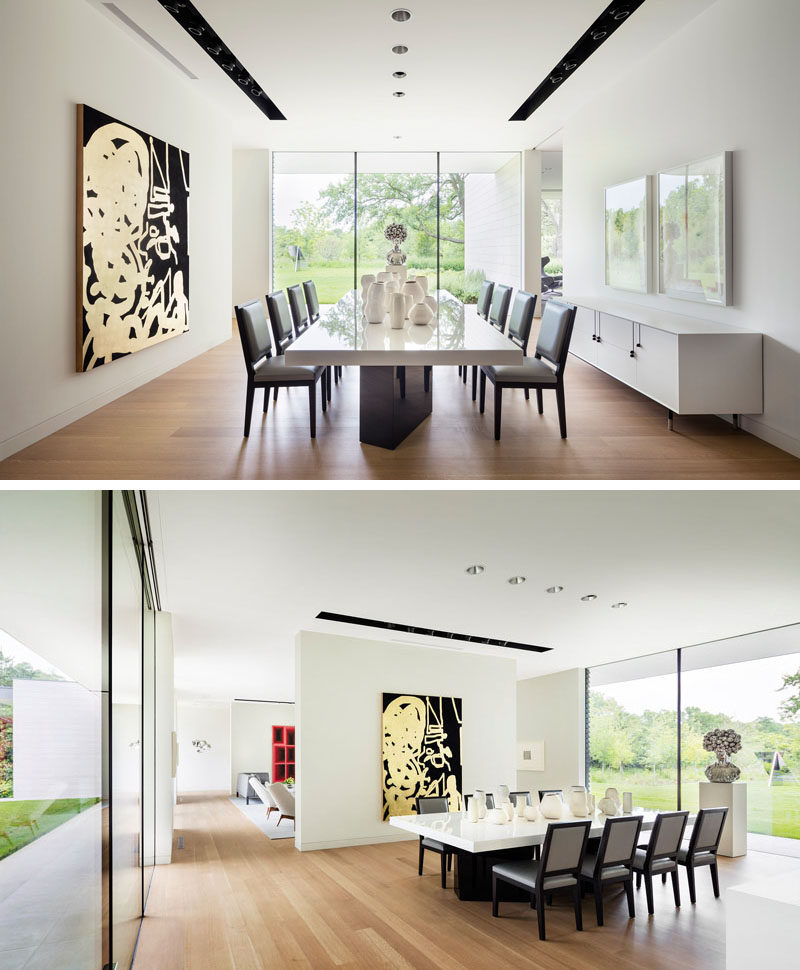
left=562, top=0, right=800, bottom=457
left=516, top=669, right=585, bottom=795
left=154, top=612, right=175, bottom=864
left=0, top=0, right=233, bottom=460
left=232, top=150, right=271, bottom=307
left=295, top=630, right=517, bottom=851
left=464, top=156, right=522, bottom=290
left=176, top=703, right=231, bottom=792
left=231, top=700, right=294, bottom=792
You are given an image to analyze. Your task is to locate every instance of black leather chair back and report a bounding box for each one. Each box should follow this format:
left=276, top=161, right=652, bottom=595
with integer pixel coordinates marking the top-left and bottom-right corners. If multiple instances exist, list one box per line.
left=507, top=291, right=537, bottom=353
left=477, top=280, right=494, bottom=319
left=535, top=299, right=577, bottom=371
left=416, top=796, right=450, bottom=815
left=288, top=284, right=310, bottom=336
left=265, top=291, right=295, bottom=355
left=687, top=807, right=728, bottom=855
left=303, top=280, right=320, bottom=321
left=488, top=284, right=512, bottom=331
left=235, top=299, right=273, bottom=373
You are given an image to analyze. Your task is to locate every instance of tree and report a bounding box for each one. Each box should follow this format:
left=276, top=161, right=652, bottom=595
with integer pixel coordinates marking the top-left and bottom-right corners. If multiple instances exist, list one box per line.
left=319, top=173, right=466, bottom=246
left=779, top=669, right=800, bottom=720
left=0, top=651, right=59, bottom=687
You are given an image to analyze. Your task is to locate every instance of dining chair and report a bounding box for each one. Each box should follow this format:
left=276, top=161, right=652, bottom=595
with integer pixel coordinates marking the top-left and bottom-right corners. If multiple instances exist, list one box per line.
left=510, top=791, right=532, bottom=806
left=579, top=815, right=642, bottom=926
left=416, top=796, right=452, bottom=888
left=632, top=811, right=689, bottom=914
left=248, top=776, right=279, bottom=820
left=302, top=279, right=320, bottom=321
left=480, top=298, right=577, bottom=441
left=538, top=789, right=564, bottom=803
left=287, top=284, right=335, bottom=402
left=464, top=793, right=496, bottom=810
left=460, top=280, right=495, bottom=378
left=267, top=782, right=296, bottom=827
left=235, top=299, right=325, bottom=438
left=470, top=290, right=536, bottom=402
left=463, top=282, right=512, bottom=384
left=492, top=820, right=591, bottom=940
left=677, top=806, right=727, bottom=903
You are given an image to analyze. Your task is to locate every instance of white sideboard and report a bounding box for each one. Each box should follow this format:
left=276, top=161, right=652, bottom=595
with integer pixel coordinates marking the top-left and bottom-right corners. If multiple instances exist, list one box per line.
left=726, top=871, right=800, bottom=970
left=565, top=295, right=763, bottom=428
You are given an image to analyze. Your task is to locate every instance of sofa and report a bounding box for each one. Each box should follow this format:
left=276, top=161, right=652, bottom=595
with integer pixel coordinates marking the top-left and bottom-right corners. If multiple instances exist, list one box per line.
left=235, top=771, right=270, bottom=803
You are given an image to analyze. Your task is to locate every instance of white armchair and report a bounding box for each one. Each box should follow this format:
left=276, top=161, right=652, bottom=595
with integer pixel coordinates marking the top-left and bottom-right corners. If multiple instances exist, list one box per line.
left=249, top=777, right=279, bottom=820
left=268, top=782, right=295, bottom=827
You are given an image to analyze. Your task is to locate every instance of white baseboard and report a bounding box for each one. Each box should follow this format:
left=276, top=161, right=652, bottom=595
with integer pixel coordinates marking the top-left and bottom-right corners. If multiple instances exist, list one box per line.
left=739, top=415, right=800, bottom=460
left=296, top=831, right=415, bottom=852
left=155, top=853, right=173, bottom=865
left=0, top=334, right=226, bottom=462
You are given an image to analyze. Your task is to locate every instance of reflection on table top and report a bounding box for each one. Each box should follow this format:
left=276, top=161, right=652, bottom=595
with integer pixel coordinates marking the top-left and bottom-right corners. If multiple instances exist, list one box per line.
left=284, top=290, right=523, bottom=366
left=389, top=809, right=689, bottom=854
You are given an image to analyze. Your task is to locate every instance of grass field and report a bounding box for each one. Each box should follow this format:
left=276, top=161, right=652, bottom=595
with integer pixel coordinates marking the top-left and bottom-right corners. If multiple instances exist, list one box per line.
left=591, top=771, right=800, bottom=840
left=0, top=798, right=99, bottom=860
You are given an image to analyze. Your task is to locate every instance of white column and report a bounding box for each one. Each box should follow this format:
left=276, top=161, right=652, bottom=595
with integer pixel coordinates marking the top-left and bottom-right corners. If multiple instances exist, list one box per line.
left=522, top=150, right=542, bottom=316
left=699, top=780, right=747, bottom=857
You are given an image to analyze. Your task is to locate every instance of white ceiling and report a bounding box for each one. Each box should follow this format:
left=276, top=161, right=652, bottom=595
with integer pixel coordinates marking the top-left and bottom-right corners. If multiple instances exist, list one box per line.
left=150, top=489, right=800, bottom=703
left=89, top=0, right=718, bottom=150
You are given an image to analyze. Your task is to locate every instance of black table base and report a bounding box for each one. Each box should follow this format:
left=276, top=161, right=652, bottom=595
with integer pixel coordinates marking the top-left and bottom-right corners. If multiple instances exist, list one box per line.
left=453, top=846, right=535, bottom=901
left=359, top=365, right=432, bottom=450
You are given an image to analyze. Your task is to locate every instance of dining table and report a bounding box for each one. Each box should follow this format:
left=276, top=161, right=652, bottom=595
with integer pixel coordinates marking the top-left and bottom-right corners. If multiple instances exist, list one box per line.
left=284, top=289, right=522, bottom=449
left=389, top=808, right=696, bottom=901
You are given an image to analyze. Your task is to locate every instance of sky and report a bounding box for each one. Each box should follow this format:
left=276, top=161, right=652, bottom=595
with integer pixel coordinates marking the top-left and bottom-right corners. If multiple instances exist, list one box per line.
left=0, top=629, right=67, bottom=682
left=597, top=653, right=799, bottom=722
left=273, top=174, right=347, bottom=228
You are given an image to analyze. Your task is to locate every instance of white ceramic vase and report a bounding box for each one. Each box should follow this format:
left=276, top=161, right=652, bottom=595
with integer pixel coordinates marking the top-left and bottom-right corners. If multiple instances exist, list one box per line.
left=423, top=295, right=437, bottom=313
left=402, top=278, right=424, bottom=317
left=587, top=793, right=596, bottom=814
left=384, top=278, right=399, bottom=310
left=467, top=798, right=479, bottom=823
left=495, top=785, right=510, bottom=805
left=597, top=796, right=619, bottom=816
left=622, top=792, right=633, bottom=814
left=514, top=794, right=526, bottom=817
left=605, top=787, right=622, bottom=809
left=409, top=301, right=434, bottom=326
left=473, top=790, right=487, bottom=819
left=569, top=789, right=588, bottom=817
left=523, top=804, right=539, bottom=821
left=360, top=274, right=376, bottom=305
left=389, top=292, right=405, bottom=330
left=501, top=801, right=514, bottom=821
left=365, top=281, right=386, bottom=324
left=415, top=275, right=429, bottom=296
left=376, top=271, right=392, bottom=284
left=485, top=808, right=506, bottom=825
left=540, top=793, right=563, bottom=820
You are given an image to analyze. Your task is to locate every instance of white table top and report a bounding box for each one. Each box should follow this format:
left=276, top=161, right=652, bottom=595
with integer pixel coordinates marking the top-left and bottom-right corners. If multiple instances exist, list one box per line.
left=565, top=292, right=761, bottom=336
left=284, top=290, right=523, bottom=366
left=389, top=809, right=677, bottom=854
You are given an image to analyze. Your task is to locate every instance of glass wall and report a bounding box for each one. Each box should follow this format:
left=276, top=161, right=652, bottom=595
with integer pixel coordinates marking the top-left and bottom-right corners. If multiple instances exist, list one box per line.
left=271, top=152, right=521, bottom=306
left=588, top=624, right=800, bottom=854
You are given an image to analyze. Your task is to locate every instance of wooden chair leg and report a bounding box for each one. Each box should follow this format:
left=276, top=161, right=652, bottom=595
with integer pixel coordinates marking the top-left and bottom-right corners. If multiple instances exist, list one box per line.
left=536, top=388, right=543, bottom=414
left=574, top=884, right=584, bottom=932
left=479, top=371, right=487, bottom=413
left=644, top=873, right=655, bottom=915
left=462, top=363, right=468, bottom=384
left=494, top=385, right=503, bottom=440
left=263, top=387, right=270, bottom=413
left=556, top=382, right=568, bottom=438
left=418, top=840, right=424, bottom=876
left=244, top=383, right=255, bottom=437
left=671, top=869, right=681, bottom=907
left=274, top=386, right=279, bottom=402
left=524, top=388, right=530, bottom=400
left=625, top=878, right=635, bottom=918
left=686, top=863, right=696, bottom=903
left=308, top=384, right=316, bottom=438
left=710, top=862, right=720, bottom=898
left=447, top=852, right=452, bottom=872
left=636, top=871, right=642, bottom=889
left=471, top=365, right=478, bottom=401
left=492, top=874, right=500, bottom=917
left=662, top=872, right=668, bottom=884
left=536, top=893, right=546, bottom=940
left=593, top=880, right=603, bottom=926
left=458, top=365, right=462, bottom=377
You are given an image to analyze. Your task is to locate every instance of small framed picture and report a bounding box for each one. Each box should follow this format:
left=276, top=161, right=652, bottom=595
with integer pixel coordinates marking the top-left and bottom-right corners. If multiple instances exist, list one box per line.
left=516, top=740, right=545, bottom=772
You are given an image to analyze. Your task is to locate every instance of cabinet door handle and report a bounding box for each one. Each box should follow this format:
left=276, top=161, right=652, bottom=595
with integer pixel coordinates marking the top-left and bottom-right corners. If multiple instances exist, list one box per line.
left=629, top=350, right=635, bottom=358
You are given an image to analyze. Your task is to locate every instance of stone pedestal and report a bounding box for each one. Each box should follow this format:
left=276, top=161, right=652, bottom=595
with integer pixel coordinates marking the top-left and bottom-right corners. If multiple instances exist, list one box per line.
left=699, top=780, right=746, bottom=857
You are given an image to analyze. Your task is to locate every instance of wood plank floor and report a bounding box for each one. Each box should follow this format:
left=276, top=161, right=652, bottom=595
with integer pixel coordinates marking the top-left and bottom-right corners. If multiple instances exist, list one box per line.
left=134, top=792, right=800, bottom=970
left=2, top=327, right=799, bottom=479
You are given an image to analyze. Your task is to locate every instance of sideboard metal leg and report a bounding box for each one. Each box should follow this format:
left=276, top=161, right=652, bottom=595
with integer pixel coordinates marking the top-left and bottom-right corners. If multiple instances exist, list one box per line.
left=667, top=409, right=674, bottom=431
left=732, top=413, right=740, bottom=430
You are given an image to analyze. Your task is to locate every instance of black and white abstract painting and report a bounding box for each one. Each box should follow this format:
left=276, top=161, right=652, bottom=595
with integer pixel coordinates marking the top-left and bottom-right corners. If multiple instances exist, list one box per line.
left=77, top=104, right=190, bottom=371
left=381, top=692, right=463, bottom=819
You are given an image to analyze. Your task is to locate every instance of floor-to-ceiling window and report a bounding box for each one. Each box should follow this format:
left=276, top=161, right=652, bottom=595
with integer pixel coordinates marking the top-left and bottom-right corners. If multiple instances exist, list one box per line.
left=271, top=152, right=521, bottom=305
left=588, top=625, right=800, bottom=855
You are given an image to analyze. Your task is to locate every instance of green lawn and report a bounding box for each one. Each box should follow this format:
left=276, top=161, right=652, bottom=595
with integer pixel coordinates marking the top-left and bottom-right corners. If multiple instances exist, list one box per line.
left=591, top=770, right=800, bottom=840
left=0, top=798, right=99, bottom=860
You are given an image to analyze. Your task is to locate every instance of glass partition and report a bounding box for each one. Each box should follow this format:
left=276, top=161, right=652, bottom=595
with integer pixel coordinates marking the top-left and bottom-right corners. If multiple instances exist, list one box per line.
left=272, top=152, right=356, bottom=305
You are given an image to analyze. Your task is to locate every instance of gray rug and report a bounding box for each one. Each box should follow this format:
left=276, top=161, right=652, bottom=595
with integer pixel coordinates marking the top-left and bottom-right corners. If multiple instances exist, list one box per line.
left=230, top=797, right=296, bottom=841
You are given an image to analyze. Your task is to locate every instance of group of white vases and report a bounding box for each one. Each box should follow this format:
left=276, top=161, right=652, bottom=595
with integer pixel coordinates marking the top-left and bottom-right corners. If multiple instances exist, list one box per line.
left=360, top=267, right=436, bottom=328
left=465, top=785, right=634, bottom=825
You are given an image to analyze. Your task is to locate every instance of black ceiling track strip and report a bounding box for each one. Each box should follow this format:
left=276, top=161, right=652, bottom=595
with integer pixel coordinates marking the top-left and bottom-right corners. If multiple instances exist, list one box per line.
left=316, top=611, right=552, bottom=653
left=156, top=0, right=286, bottom=121
left=509, top=1, right=647, bottom=122
left=234, top=698, right=295, bottom=704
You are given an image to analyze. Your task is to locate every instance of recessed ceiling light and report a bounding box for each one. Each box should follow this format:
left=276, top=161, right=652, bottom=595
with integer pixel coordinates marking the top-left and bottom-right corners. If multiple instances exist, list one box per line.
left=391, top=8, right=412, bottom=22
left=508, top=576, right=527, bottom=585
left=545, top=585, right=564, bottom=594
left=393, top=135, right=402, bottom=139
left=392, top=91, right=406, bottom=97
left=465, top=565, right=484, bottom=575
left=611, top=602, right=628, bottom=609
left=580, top=594, right=598, bottom=602
left=392, top=44, right=408, bottom=54
left=393, top=70, right=407, bottom=79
